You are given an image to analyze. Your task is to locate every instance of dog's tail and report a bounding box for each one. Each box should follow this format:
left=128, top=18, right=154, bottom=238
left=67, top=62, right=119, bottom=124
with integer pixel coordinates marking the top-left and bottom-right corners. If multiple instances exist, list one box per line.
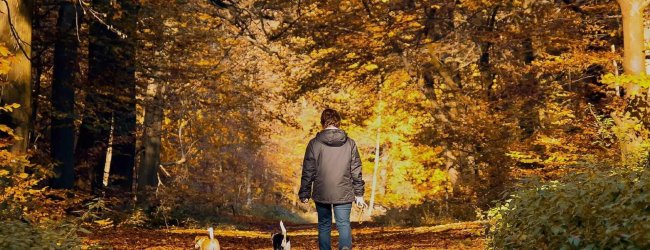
left=280, top=220, right=288, bottom=247
left=208, top=227, right=214, bottom=240
left=280, top=221, right=286, bottom=235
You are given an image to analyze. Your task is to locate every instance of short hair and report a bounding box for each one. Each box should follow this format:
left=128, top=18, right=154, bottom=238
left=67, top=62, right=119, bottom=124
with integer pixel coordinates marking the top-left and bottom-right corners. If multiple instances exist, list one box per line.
left=320, top=108, right=341, bottom=128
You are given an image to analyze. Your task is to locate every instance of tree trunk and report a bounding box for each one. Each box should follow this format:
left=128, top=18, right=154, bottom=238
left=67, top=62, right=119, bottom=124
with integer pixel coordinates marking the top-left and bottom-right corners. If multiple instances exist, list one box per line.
left=76, top=0, right=138, bottom=192
left=644, top=18, right=650, bottom=74
left=137, top=83, right=163, bottom=204
left=102, top=113, right=114, bottom=187
left=31, top=0, right=42, bottom=135
left=619, top=0, right=648, bottom=81
left=50, top=2, right=79, bottom=189
left=108, top=0, right=138, bottom=192
left=76, top=8, right=114, bottom=192
left=0, top=0, right=32, bottom=153
left=75, top=95, right=111, bottom=192
left=110, top=104, right=136, bottom=190
left=480, top=6, right=499, bottom=99
left=367, top=87, right=382, bottom=217
left=379, top=154, right=388, bottom=197
left=518, top=37, right=540, bottom=139
left=614, top=0, right=649, bottom=163
left=291, top=186, right=298, bottom=212
left=246, top=163, right=252, bottom=207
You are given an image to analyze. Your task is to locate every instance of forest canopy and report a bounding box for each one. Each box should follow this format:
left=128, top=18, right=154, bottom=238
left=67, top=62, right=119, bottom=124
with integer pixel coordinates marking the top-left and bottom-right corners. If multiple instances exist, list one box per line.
left=1, top=0, right=650, bottom=249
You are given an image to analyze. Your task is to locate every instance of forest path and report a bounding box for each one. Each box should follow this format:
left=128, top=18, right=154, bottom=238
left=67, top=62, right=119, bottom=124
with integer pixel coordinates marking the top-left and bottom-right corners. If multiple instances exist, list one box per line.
left=84, top=221, right=486, bottom=249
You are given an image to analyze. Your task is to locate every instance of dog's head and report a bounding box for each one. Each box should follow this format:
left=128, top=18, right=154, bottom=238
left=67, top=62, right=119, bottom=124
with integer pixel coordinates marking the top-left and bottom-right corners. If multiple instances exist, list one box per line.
left=271, top=221, right=290, bottom=250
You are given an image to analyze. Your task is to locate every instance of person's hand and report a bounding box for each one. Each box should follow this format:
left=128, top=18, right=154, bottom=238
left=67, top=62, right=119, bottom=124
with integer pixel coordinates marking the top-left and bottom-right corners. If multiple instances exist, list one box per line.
left=301, top=198, right=309, bottom=203
left=355, top=196, right=367, bottom=208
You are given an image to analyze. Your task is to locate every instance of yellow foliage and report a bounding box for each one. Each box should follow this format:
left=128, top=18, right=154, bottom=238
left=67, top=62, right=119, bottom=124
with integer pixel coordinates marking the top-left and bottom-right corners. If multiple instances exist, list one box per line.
left=94, top=219, right=114, bottom=228
left=0, top=44, right=13, bottom=75
left=364, top=63, right=379, bottom=71
left=197, top=13, right=212, bottom=21
left=195, top=59, right=213, bottom=66
left=0, top=45, right=10, bottom=56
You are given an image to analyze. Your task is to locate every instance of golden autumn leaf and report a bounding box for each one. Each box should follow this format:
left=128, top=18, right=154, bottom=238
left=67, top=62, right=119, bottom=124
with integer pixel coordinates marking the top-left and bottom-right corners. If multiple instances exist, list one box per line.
left=364, top=63, right=378, bottom=71
left=197, top=13, right=212, bottom=21
left=195, top=59, right=212, bottom=66
left=94, top=219, right=114, bottom=228
left=0, top=60, right=11, bottom=75
left=0, top=46, right=9, bottom=56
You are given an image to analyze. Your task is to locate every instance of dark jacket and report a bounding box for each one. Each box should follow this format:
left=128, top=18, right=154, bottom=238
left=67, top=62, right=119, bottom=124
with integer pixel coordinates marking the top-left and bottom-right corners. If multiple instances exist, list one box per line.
left=298, top=129, right=365, bottom=204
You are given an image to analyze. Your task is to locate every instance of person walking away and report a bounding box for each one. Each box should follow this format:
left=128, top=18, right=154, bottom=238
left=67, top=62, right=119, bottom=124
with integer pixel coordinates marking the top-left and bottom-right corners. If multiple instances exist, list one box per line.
left=298, top=108, right=366, bottom=250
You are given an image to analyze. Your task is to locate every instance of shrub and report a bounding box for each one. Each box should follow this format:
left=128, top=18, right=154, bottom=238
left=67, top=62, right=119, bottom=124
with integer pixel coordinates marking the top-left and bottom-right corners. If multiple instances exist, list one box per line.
left=0, top=219, right=80, bottom=250
left=374, top=198, right=478, bottom=226
left=0, top=100, right=87, bottom=249
left=488, top=167, right=650, bottom=249
left=248, top=204, right=308, bottom=224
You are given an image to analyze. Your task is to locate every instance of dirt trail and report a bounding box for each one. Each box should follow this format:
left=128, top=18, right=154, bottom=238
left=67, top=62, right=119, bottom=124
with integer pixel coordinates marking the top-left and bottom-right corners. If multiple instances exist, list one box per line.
left=84, top=221, right=486, bottom=249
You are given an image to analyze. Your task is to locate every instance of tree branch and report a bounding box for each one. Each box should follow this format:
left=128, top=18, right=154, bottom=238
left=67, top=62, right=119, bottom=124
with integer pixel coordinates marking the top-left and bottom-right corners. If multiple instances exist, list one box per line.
left=1, top=0, right=30, bottom=60
left=427, top=44, right=461, bottom=91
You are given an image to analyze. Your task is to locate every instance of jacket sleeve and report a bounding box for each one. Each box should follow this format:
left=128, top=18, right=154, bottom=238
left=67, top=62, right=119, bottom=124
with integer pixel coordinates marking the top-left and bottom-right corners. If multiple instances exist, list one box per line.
left=350, top=140, right=365, bottom=197
left=298, top=140, right=316, bottom=200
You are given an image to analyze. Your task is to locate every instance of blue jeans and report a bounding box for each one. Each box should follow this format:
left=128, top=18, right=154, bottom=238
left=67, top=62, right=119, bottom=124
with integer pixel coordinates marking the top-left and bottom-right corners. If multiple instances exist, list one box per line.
left=316, top=202, right=352, bottom=250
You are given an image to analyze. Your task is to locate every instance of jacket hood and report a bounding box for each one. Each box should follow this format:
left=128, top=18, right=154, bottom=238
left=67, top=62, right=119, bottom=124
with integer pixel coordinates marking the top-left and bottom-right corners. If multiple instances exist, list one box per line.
left=316, top=129, right=348, bottom=147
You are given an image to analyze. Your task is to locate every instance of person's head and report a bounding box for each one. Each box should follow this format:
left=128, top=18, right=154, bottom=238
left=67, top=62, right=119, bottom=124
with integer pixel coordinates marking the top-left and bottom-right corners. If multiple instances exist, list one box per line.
left=320, top=108, right=341, bottom=129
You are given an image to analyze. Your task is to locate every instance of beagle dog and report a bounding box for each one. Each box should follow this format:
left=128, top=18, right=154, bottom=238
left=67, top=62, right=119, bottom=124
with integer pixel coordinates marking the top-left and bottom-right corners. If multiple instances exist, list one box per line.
left=271, top=221, right=291, bottom=250
left=195, top=227, right=220, bottom=250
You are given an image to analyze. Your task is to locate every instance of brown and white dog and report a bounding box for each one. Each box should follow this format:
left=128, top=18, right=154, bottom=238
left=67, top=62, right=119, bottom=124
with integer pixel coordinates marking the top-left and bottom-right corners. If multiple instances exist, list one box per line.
left=195, top=227, right=220, bottom=250
left=271, top=221, right=291, bottom=250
